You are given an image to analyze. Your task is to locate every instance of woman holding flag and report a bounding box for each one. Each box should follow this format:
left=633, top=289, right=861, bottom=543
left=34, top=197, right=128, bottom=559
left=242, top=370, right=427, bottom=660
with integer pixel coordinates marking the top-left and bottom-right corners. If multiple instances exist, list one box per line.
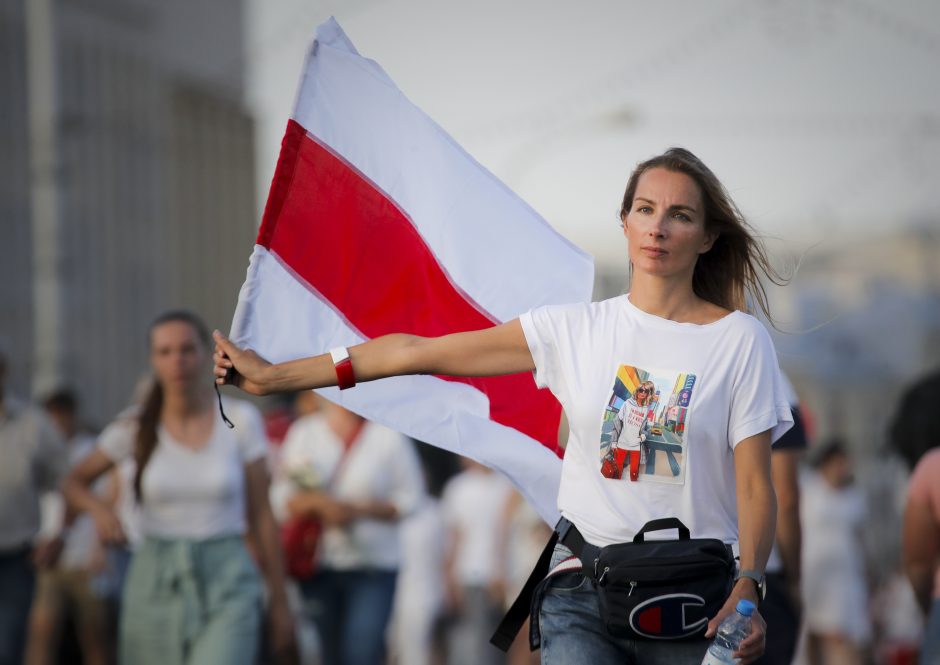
left=214, top=148, right=791, bottom=665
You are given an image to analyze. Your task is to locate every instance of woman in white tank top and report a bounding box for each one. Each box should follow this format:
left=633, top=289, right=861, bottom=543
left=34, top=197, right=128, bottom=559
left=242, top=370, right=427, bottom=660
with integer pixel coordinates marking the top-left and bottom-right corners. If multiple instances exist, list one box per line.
left=64, top=311, right=297, bottom=664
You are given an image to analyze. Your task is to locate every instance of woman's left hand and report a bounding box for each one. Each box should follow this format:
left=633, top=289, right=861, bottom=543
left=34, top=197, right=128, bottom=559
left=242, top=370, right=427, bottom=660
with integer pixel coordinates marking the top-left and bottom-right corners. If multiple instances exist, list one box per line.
left=705, top=582, right=766, bottom=664
left=732, top=608, right=766, bottom=664
left=267, top=597, right=298, bottom=665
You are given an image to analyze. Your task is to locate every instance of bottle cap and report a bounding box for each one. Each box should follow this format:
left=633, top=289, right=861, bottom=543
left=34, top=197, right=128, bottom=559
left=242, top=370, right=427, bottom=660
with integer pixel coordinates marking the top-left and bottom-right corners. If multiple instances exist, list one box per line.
left=735, top=599, right=756, bottom=616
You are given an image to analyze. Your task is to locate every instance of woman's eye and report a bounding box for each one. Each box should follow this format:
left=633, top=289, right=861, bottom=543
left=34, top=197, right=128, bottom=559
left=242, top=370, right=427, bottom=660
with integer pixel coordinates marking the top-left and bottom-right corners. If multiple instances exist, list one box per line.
left=674, top=212, right=691, bottom=222
left=637, top=206, right=652, bottom=214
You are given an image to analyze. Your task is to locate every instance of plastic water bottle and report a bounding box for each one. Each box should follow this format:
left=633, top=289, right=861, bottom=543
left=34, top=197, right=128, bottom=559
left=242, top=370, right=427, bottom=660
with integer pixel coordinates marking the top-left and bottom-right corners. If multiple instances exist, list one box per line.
left=701, top=599, right=756, bottom=664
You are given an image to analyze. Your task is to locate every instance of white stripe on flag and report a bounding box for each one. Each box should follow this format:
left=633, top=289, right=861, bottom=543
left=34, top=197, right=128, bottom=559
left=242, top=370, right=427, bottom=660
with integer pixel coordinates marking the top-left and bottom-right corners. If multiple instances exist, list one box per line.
left=292, top=18, right=593, bottom=323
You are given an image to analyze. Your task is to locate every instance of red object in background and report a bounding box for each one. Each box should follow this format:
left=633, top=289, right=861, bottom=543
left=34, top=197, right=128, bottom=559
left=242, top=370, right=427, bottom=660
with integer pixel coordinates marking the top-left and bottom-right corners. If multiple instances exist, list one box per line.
left=282, top=517, right=322, bottom=579
left=264, top=406, right=294, bottom=446
left=878, top=643, right=919, bottom=665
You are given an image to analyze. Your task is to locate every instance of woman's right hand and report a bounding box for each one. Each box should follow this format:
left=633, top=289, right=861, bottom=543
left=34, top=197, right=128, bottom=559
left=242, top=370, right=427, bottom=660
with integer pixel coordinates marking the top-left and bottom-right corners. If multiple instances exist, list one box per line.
left=91, top=505, right=127, bottom=546
left=213, top=331, right=273, bottom=396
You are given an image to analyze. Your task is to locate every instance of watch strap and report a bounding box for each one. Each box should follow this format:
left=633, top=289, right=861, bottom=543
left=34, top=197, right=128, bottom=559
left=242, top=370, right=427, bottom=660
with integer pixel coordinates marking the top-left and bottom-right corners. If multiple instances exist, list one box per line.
left=735, top=569, right=766, bottom=600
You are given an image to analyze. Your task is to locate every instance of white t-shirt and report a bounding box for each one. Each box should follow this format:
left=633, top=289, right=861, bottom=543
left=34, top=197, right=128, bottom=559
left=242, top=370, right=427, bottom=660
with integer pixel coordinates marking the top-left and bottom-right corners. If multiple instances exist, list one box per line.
left=440, top=469, right=514, bottom=587
left=97, top=398, right=267, bottom=540
left=519, top=294, right=792, bottom=548
left=274, top=414, right=424, bottom=570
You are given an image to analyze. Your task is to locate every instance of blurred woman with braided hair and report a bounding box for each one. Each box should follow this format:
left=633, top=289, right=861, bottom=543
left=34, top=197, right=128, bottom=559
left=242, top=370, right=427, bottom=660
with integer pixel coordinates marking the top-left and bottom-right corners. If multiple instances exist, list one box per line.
left=64, top=311, right=296, bottom=664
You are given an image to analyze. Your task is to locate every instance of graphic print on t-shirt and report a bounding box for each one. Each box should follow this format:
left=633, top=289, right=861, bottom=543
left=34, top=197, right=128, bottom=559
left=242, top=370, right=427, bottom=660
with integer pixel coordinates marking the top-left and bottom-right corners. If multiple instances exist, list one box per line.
left=599, top=365, right=697, bottom=485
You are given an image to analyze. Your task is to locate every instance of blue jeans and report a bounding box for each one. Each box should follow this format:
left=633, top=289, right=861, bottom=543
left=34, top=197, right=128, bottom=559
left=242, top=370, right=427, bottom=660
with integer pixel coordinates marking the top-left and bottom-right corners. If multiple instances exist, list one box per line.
left=300, top=568, right=397, bottom=665
left=0, top=547, right=36, bottom=665
left=922, top=597, right=940, bottom=665
left=539, top=544, right=709, bottom=665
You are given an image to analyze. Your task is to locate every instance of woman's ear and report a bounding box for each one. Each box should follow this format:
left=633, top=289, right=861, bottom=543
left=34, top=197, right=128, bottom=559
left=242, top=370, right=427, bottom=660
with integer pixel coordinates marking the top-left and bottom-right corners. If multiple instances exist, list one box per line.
left=699, top=229, right=718, bottom=254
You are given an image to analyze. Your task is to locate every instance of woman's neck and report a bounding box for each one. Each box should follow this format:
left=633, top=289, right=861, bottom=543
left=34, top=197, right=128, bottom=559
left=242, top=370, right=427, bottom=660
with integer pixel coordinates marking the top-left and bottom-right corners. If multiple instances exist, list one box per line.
left=628, top=271, right=729, bottom=325
left=161, top=385, right=213, bottom=420
left=628, top=272, right=698, bottom=319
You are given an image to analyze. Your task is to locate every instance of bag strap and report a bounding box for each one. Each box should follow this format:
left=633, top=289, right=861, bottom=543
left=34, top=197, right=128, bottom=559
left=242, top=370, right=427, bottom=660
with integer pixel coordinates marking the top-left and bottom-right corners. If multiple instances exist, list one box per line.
left=326, top=419, right=366, bottom=491
left=632, top=517, right=690, bottom=542
left=491, top=517, right=593, bottom=651
left=489, top=528, right=558, bottom=651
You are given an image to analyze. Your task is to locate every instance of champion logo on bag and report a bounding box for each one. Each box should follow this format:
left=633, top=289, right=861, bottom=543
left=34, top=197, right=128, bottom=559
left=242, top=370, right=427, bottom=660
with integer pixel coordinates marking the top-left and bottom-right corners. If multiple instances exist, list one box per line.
left=628, top=593, right=709, bottom=639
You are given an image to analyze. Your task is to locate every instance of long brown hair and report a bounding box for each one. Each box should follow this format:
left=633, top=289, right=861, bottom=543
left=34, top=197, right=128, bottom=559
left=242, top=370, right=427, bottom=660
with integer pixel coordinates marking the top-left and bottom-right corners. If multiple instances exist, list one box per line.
left=619, top=147, right=784, bottom=320
left=134, top=310, right=211, bottom=501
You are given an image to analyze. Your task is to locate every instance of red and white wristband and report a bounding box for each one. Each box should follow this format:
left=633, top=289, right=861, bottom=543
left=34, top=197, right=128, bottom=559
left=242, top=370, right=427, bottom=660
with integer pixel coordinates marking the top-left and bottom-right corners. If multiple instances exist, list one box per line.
left=329, top=346, right=356, bottom=390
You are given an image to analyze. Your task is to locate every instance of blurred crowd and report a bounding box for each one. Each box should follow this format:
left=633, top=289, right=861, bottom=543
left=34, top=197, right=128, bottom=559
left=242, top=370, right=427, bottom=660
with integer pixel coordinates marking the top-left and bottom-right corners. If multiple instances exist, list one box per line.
left=0, top=314, right=938, bottom=665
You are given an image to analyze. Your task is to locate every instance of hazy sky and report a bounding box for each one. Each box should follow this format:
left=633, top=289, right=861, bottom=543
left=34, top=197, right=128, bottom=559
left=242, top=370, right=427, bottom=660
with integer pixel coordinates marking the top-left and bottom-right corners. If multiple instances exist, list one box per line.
left=245, top=0, right=940, bottom=269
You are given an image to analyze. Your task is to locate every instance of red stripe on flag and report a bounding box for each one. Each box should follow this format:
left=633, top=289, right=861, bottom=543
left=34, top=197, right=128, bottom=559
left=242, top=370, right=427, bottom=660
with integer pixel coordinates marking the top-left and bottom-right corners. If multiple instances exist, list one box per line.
left=257, top=119, right=562, bottom=455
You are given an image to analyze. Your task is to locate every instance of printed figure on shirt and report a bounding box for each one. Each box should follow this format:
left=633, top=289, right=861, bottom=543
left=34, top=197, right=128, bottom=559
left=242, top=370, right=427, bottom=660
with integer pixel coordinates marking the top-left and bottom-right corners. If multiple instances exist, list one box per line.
left=600, top=365, right=697, bottom=484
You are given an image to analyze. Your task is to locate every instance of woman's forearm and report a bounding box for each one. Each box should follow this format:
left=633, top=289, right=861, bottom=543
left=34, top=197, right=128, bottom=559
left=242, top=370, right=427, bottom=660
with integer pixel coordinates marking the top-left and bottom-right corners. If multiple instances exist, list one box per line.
left=216, top=321, right=534, bottom=396
left=737, top=476, right=776, bottom=574
left=266, top=334, right=423, bottom=393
left=771, top=449, right=802, bottom=583
left=903, top=495, right=939, bottom=615
left=251, top=506, right=290, bottom=607
left=62, top=461, right=115, bottom=521
left=734, top=434, right=777, bottom=576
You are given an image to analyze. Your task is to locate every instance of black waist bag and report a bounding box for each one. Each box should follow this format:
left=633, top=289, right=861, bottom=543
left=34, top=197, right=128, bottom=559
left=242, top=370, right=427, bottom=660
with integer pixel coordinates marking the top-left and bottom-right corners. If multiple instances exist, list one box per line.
left=583, top=518, right=734, bottom=641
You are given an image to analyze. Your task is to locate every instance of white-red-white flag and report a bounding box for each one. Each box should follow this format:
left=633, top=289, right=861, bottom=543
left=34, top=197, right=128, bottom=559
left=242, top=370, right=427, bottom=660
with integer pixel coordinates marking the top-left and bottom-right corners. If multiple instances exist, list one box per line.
left=230, top=18, right=593, bottom=524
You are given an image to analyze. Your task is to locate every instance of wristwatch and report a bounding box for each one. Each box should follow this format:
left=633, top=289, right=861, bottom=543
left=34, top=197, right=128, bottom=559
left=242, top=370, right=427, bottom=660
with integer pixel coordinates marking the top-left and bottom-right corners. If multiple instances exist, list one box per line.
left=735, top=569, right=767, bottom=603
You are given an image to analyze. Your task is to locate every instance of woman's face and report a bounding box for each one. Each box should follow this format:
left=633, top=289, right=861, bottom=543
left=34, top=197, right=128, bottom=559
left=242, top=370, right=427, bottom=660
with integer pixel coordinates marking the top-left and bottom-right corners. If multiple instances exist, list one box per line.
left=149, top=321, right=209, bottom=392
left=622, top=168, right=717, bottom=279
left=634, top=387, right=650, bottom=405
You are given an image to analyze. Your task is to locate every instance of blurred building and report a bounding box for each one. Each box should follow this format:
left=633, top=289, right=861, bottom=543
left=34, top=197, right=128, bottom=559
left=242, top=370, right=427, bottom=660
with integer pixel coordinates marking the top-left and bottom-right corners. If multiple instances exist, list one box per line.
left=772, top=228, right=940, bottom=452
left=1, top=0, right=257, bottom=424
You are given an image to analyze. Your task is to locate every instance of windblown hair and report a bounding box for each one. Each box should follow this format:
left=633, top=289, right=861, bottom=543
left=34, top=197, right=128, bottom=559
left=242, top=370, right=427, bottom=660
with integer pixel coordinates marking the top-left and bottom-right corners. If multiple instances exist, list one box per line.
left=134, top=310, right=211, bottom=501
left=620, top=147, right=785, bottom=320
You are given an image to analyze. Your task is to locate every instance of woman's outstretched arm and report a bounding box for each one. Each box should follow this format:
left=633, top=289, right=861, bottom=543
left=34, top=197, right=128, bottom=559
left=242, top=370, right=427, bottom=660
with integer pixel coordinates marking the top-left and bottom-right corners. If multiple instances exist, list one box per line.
left=213, top=319, right=534, bottom=396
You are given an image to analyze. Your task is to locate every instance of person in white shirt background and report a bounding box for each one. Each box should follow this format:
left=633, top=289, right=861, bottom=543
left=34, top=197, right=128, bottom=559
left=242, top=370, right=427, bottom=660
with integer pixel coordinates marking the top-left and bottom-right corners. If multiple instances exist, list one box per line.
left=274, top=397, right=423, bottom=665
left=801, top=439, right=871, bottom=665
left=212, top=146, right=792, bottom=664
left=64, top=310, right=296, bottom=665
left=440, top=458, right=514, bottom=665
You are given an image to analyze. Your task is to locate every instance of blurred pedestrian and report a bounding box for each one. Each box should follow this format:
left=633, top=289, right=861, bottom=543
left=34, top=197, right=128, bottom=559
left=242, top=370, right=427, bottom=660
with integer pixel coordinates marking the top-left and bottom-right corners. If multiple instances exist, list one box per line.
left=441, top=458, right=512, bottom=665
left=26, top=389, right=116, bottom=665
left=0, top=348, right=69, bottom=664
left=275, top=397, right=423, bottom=665
left=802, top=438, right=871, bottom=665
left=388, top=487, right=446, bottom=665
left=63, top=311, right=296, bottom=665
left=891, top=369, right=940, bottom=665
left=754, top=376, right=809, bottom=665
